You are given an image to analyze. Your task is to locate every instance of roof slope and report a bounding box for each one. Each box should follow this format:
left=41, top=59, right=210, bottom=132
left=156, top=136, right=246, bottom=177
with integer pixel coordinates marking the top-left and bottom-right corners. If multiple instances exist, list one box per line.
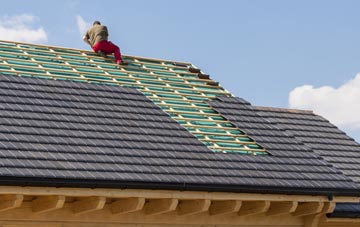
left=251, top=105, right=360, bottom=218
left=0, top=40, right=265, bottom=155
left=208, top=96, right=359, bottom=195
left=253, top=106, right=360, bottom=186
left=209, top=96, right=360, bottom=216
left=0, top=40, right=359, bottom=197
left=0, top=74, right=358, bottom=195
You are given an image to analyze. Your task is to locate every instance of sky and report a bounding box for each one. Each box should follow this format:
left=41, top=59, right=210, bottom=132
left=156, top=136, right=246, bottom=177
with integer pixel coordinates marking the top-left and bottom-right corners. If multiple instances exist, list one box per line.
left=0, top=0, right=360, bottom=142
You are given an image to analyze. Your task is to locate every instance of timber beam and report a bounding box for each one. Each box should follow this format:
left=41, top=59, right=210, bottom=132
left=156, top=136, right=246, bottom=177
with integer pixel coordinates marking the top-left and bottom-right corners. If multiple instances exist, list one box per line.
left=209, top=200, right=242, bottom=216
left=144, top=198, right=178, bottom=216
left=305, top=202, right=336, bottom=227
left=0, top=186, right=353, bottom=226
left=111, top=197, right=145, bottom=215
left=32, top=195, right=65, bottom=214
left=293, top=202, right=324, bottom=217
left=238, top=201, right=271, bottom=216
left=177, top=199, right=211, bottom=216
left=0, top=194, right=23, bottom=212
left=266, top=201, right=298, bottom=216
left=72, top=196, right=106, bottom=215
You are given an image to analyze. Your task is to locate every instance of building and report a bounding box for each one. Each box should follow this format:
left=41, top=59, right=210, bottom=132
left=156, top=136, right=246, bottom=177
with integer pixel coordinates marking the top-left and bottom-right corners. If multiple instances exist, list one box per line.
left=0, top=40, right=358, bottom=227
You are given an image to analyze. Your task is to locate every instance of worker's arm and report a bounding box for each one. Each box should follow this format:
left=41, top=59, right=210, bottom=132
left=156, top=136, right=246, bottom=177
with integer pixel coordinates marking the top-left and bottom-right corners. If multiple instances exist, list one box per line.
left=82, top=35, right=92, bottom=47
left=104, top=26, right=109, bottom=37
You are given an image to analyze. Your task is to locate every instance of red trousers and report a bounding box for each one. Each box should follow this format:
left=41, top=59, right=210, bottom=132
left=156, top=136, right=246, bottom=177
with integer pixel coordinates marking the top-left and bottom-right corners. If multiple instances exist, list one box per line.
left=92, top=40, right=122, bottom=63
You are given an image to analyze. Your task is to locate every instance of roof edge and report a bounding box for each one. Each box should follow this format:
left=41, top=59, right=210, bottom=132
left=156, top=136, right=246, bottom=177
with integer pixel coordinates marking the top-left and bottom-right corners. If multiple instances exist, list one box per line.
left=1, top=177, right=359, bottom=197
left=0, top=39, right=192, bottom=65
left=254, top=105, right=314, bottom=114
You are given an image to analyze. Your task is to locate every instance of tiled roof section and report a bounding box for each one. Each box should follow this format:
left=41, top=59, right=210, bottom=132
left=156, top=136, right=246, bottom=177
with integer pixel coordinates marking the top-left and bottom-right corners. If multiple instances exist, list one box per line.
left=209, top=97, right=317, bottom=158
left=253, top=106, right=360, bottom=186
left=0, top=74, right=359, bottom=195
left=0, top=40, right=265, bottom=155
left=208, top=96, right=359, bottom=194
left=251, top=106, right=360, bottom=219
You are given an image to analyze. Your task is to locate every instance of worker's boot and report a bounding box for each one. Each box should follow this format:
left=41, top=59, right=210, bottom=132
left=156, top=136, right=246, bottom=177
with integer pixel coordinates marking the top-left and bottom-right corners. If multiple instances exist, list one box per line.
left=116, top=60, right=128, bottom=66
left=97, top=50, right=107, bottom=58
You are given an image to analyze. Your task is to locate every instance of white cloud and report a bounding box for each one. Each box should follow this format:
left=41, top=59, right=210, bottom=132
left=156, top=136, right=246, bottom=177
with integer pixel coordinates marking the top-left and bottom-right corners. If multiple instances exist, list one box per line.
left=76, top=15, right=90, bottom=36
left=0, top=14, right=47, bottom=43
left=289, top=73, right=360, bottom=130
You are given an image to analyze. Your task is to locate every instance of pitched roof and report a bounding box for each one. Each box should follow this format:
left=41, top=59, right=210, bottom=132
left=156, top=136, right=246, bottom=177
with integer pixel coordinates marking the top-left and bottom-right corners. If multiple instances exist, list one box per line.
left=209, top=96, right=360, bottom=217
left=251, top=105, right=360, bottom=218
left=253, top=105, right=360, bottom=186
left=0, top=40, right=359, bottom=198
left=0, top=40, right=265, bottom=155
left=0, top=74, right=357, bottom=196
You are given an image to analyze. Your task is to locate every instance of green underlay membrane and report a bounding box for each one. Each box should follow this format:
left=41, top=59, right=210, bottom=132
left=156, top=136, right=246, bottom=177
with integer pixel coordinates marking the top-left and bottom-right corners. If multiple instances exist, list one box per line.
left=41, top=64, right=72, bottom=70
left=0, top=40, right=267, bottom=155
left=48, top=71, right=81, bottom=77
left=0, top=65, right=11, bottom=70
left=115, top=77, right=136, bottom=83
left=83, top=74, right=112, bottom=81
left=144, top=64, right=168, bottom=70
left=26, top=51, right=56, bottom=57
left=208, top=135, right=236, bottom=141
left=180, top=114, right=208, bottom=119
left=164, top=100, right=190, bottom=106
left=147, top=86, right=172, bottom=92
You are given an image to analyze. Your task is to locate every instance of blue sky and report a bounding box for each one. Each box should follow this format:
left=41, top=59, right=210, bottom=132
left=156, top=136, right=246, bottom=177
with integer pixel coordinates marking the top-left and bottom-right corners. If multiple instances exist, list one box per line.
left=1, top=0, right=360, bottom=142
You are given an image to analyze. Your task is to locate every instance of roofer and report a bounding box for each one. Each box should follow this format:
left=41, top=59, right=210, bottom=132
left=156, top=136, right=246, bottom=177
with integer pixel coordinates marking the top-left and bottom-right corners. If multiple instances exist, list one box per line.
left=83, top=21, right=126, bottom=65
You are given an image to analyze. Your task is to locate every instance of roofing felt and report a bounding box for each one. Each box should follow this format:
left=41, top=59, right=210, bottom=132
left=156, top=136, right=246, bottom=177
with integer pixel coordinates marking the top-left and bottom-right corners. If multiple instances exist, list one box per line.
left=0, top=40, right=265, bottom=155
left=0, top=74, right=358, bottom=196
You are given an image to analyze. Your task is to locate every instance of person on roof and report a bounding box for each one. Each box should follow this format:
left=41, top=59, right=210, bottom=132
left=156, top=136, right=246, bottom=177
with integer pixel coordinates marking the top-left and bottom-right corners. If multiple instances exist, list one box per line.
left=83, top=21, right=126, bottom=66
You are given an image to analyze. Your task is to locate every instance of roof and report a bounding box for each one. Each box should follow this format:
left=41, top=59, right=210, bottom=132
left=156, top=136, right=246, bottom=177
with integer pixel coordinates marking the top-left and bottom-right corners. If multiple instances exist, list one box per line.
left=0, top=40, right=359, bottom=198
left=0, top=40, right=265, bottom=155
left=209, top=97, right=360, bottom=217
left=252, top=105, right=360, bottom=186
left=250, top=105, right=360, bottom=218
left=0, top=74, right=357, bottom=196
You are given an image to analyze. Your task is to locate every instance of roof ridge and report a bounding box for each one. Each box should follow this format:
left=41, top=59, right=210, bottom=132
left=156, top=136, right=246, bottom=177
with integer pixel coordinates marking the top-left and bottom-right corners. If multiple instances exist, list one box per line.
left=254, top=105, right=314, bottom=114
left=0, top=39, right=192, bottom=65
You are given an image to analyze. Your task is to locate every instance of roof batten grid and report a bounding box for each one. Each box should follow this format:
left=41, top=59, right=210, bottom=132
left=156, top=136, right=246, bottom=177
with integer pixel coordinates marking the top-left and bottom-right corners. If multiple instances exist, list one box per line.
left=0, top=40, right=267, bottom=155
